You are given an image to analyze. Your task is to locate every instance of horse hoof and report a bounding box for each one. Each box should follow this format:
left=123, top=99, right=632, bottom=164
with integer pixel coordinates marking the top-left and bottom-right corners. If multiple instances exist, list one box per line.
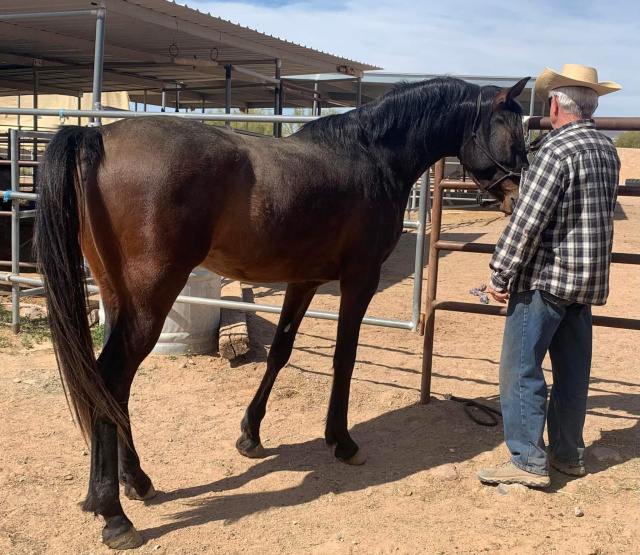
left=103, top=526, right=143, bottom=550
left=339, top=449, right=367, bottom=466
left=124, top=482, right=157, bottom=502
left=236, top=436, right=266, bottom=459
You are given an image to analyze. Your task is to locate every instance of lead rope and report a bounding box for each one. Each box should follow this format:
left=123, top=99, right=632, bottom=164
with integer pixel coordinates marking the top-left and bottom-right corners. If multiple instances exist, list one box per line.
left=444, top=394, right=502, bottom=427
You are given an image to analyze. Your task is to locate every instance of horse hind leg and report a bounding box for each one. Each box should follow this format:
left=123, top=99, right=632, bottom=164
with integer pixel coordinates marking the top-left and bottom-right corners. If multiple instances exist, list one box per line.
left=236, top=281, right=321, bottom=458
left=99, top=301, right=156, bottom=502
left=83, top=273, right=192, bottom=549
left=118, top=407, right=156, bottom=502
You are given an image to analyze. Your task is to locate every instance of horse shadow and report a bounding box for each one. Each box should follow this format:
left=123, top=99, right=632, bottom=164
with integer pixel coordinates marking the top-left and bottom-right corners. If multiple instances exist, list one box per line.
left=141, top=397, right=504, bottom=540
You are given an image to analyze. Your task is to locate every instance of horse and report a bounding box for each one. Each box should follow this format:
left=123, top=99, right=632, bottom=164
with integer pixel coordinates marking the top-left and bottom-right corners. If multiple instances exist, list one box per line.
left=34, top=76, right=529, bottom=549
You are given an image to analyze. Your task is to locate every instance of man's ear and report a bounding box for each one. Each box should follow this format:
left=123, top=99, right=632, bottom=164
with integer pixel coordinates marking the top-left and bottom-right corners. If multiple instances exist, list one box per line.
left=493, top=76, right=530, bottom=111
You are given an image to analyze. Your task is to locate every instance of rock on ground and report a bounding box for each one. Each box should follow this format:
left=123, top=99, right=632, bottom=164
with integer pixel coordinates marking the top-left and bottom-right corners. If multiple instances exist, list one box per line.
left=591, top=447, right=622, bottom=462
left=429, top=463, right=458, bottom=481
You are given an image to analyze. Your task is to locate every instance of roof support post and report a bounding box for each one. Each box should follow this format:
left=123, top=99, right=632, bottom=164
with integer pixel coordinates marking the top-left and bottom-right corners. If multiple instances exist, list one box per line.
left=274, top=58, right=282, bottom=137
left=528, top=81, right=535, bottom=141
left=90, top=8, right=106, bottom=126
left=32, top=68, right=38, bottom=159
left=225, top=65, right=232, bottom=128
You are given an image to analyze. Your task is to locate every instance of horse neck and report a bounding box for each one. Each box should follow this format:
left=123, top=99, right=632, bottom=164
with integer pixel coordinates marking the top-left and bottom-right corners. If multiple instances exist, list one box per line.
left=364, top=81, right=478, bottom=197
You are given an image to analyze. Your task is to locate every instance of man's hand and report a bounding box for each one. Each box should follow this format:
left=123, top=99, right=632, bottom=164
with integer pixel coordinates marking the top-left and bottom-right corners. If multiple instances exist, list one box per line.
left=487, top=285, right=510, bottom=304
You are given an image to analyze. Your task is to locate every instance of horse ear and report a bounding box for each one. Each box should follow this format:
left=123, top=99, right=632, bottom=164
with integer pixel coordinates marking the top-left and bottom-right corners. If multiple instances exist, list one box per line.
left=493, top=77, right=531, bottom=111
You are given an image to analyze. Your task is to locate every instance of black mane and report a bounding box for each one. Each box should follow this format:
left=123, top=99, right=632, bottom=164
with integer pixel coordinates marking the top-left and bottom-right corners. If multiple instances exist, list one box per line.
left=296, top=77, right=522, bottom=156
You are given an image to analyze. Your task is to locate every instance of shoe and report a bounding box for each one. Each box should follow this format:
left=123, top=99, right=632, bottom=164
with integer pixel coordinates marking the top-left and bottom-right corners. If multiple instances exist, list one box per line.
left=477, top=461, right=550, bottom=488
left=549, top=457, right=586, bottom=477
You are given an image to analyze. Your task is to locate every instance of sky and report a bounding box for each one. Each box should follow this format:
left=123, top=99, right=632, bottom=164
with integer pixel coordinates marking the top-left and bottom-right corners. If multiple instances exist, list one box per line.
left=182, top=0, right=639, bottom=117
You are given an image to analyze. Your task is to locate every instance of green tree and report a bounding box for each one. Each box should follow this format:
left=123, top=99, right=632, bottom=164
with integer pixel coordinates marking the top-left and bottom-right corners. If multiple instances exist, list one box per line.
left=615, top=131, right=640, bottom=149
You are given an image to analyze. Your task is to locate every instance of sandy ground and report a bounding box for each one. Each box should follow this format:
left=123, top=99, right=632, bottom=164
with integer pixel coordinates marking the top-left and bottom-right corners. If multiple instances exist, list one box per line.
left=1, top=198, right=638, bottom=555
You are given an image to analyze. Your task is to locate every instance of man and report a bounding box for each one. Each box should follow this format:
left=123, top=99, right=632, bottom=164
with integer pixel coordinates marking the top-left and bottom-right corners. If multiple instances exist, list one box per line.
left=477, top=64, right=621, bottom=488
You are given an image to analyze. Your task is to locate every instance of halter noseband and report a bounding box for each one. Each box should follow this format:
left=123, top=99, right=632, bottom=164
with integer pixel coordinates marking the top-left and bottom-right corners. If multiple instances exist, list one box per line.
left=459, top=93, right=522, bottom=194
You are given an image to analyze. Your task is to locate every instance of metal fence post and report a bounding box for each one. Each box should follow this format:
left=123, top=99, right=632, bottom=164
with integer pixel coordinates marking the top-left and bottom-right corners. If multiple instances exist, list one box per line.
left=420, top=159, right=445, bottom=403
left=411, top=168, right=430, bottom=333
left=10, top=129, right=20, bottom=334
left=91, top=8, right=106, bottom=126
left=426, top=167, right=432, bottom=223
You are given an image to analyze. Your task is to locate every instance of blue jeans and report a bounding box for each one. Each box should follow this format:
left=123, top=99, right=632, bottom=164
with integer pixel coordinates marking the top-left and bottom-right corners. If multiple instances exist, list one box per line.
left=499, top=290, right=592, bottom=475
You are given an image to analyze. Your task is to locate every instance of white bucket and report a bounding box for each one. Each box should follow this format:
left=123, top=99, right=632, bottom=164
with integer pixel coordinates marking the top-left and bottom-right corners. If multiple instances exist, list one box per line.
left=98, top=267, right=221, bottom=355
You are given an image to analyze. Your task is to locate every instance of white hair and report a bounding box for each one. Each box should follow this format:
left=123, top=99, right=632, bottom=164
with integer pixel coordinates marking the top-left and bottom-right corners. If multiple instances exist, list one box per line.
left=549, top=86, right=598, bottom=119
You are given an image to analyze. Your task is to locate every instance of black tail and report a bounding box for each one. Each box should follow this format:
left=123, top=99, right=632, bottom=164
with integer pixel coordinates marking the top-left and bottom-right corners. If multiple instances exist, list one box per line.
left=34, top=126, right=125, bottom=441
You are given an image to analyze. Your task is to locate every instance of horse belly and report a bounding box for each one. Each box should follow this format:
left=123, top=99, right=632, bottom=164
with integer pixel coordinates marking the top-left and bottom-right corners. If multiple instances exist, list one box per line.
left=200, top=220, right=344, bottom=283
left=199, top=245, right=340, bottom=283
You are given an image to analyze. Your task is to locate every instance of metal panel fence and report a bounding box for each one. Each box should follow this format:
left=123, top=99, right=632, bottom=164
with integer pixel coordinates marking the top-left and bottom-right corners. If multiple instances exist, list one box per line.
left=0, top=110, right=430, bottom=335
left=420, top=117, right=640, bottom=404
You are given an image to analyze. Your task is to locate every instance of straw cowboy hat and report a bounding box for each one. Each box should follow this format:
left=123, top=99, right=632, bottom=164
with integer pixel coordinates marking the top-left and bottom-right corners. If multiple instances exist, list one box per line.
left=535, top=64, right=621, bottom=100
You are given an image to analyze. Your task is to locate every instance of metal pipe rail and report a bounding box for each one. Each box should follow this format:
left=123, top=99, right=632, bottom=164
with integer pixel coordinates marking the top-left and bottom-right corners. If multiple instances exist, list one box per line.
left=0, top=9, right=100, bottom=20
left=421, top=147, right=640, bottom=404
left=435, top=241, right=640, bottom=265
left=0, top=261, right=37, bottom=270
left=432, top=301, right=640, bottom=331
left=439, top=178, right=640, bottom=197
left=0, top=274, right=414, bottom=331
left=528, top=117, right=640, bottom=131
left=2, top=118, right=430, bottom=335
left=2, top=192, right=38, bottom=201
left=0, top=160, right=39, bottom=167
left=0, top=108, right=318, bottom=124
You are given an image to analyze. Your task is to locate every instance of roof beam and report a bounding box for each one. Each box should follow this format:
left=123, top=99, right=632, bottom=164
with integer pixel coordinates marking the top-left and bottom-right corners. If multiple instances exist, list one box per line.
left=0, top=53, right=169, bottom=89
left=58, top=67, right=168, bottom=89
left=103, top=0, right=344, bottom=74
left=0, top=22, right=222, bottom=76
left=0, top=77, right=79, bottom=96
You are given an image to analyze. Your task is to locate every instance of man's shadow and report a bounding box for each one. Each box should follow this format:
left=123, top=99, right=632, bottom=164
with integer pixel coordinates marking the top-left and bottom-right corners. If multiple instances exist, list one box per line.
left=141, top=397, right=504, bottom=540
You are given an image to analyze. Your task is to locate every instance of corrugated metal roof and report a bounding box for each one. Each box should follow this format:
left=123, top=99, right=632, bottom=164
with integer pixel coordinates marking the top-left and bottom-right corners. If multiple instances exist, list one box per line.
left=0, top=0, right=379, bottom=106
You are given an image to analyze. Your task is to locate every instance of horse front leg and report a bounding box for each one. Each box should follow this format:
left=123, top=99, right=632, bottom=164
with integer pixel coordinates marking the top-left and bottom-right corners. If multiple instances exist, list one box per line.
left=325, top=269, right=380, bottom=465
left=236, top=281, right=321, bottom=458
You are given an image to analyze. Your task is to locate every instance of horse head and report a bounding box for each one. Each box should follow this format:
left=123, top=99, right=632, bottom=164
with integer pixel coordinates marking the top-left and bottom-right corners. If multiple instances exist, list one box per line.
left=458, top=77, right=530, bottom=215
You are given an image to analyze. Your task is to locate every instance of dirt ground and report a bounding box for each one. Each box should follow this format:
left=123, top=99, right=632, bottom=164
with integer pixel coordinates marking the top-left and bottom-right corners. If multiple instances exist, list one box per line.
left=1, top=198, right=638, bottom=555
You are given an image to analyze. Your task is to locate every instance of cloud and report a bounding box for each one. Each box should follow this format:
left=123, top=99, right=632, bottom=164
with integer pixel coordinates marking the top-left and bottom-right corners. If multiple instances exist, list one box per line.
left=184, top=0, right=639, bottom=116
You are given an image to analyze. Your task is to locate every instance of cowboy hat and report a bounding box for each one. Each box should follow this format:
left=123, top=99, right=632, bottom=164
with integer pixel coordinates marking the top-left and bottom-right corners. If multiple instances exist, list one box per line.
left=535, top=64, right=621, bottom=99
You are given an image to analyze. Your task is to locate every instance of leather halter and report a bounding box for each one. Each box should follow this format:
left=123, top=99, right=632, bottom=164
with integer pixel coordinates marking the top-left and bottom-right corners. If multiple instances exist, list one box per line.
left=459, top=94, right=522, bottom=194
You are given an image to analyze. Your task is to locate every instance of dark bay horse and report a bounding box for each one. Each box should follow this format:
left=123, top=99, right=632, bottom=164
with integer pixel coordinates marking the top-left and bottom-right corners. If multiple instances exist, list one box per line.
left=34, top=76, right=529, bottom=549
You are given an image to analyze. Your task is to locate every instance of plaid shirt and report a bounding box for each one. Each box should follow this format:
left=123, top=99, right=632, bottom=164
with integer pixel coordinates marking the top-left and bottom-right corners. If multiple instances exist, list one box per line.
left=490, top=120, right=620, bottom=306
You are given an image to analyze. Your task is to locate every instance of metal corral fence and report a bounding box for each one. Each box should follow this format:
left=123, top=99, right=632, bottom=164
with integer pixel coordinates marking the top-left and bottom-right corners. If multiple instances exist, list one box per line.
left=420, top=116, right=640, bottom=404
left=0, top=109, right=430, bottom=336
